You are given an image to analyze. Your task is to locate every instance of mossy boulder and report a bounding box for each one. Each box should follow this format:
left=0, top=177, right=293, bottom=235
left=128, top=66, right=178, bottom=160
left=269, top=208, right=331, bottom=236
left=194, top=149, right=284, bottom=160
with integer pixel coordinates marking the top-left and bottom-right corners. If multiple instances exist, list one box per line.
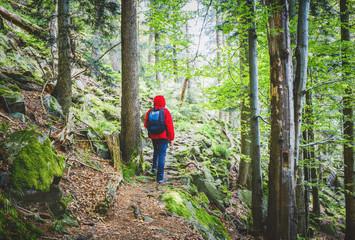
left=161, top=188, right=231, bottom=240
left=5, top=129, right=66, bottom=216
left=191, top=166, right=230, bottom=212
left=5, top=129, right=65, bottom=192
left=0, top=192, right=43, bottom=239
left=0, top=84, right=25, bottom=114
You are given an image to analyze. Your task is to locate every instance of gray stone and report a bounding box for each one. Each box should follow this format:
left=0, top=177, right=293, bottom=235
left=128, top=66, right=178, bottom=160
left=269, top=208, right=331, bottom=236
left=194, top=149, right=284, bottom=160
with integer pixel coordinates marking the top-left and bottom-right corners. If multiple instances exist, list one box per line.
left=10, top=112, right=25, bottom=122
left=43, top=94, right=63, bottom=117
left=190, top=146, right=201, bottom=156
left=0, top=85, right=25, bottom=114
left=191, top=167, right=230, bottom=212
left=143, top=215, right=153, bottom=223
left=319, top=220, right=339, bottom=238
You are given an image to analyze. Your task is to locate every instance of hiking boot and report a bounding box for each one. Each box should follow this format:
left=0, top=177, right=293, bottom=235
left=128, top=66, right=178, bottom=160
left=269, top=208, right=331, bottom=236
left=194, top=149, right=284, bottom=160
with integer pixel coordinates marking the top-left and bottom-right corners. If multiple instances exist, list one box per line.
left=158, top=177, right=168, bottom=183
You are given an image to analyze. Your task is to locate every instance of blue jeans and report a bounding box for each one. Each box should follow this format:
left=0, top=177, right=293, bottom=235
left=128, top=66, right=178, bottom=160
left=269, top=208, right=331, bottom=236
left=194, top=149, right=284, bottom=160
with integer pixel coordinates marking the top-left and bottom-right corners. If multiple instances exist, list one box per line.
left=152, top=139, right=168, bottom=181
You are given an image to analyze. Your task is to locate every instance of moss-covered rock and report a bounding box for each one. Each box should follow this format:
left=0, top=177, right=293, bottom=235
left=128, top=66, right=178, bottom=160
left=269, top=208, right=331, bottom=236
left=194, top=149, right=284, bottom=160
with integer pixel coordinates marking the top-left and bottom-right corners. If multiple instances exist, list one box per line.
left=0, top=84, right=25, bottom=114
left=0, top=192, right=43, bottom=239
left=4, top=129, right=66, bottom=216
left=191, top=166, right=230, bottom=212
left=161, top=188, right=231, bottom=240
left=5, top=129, right=65, bottom=192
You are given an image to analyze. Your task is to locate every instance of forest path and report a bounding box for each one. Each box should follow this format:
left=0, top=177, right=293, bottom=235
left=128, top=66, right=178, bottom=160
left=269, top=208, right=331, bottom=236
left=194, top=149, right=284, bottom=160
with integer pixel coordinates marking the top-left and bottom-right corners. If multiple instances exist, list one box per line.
left=70, top=134, right=205, bottom=240
left=57, top=129, right=240, bottom=239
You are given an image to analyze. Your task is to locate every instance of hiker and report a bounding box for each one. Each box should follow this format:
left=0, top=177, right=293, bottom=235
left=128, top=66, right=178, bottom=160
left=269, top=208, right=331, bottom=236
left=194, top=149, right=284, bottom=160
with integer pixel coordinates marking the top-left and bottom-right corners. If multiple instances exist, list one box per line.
left=144, top=95, right=175, bottom=183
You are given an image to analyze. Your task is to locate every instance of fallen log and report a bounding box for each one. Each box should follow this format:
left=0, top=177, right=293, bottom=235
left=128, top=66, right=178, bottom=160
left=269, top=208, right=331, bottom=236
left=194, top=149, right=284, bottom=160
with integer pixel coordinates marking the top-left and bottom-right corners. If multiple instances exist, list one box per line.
left=0, top=6, right=50, bottom=39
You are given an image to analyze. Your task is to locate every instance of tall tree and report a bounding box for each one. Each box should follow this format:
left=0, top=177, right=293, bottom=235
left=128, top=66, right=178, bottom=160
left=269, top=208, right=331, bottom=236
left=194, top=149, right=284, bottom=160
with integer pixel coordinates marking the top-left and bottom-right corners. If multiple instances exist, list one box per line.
left=237, top=7, right=251, bottom=187
left=247, top=0, right=263, bottom=233
left=293, top=0, right=310, bottom=236
left=216, top=7, right=223, bottom=119
left=121, top=0, right=142, bottom=165
left=155, top=32, right=163, bottom=88
left=340, top=0, right=355, bottom=239
left=266, top=0, right=297, bottom=239
left=53, top=0, right=71, bottom=120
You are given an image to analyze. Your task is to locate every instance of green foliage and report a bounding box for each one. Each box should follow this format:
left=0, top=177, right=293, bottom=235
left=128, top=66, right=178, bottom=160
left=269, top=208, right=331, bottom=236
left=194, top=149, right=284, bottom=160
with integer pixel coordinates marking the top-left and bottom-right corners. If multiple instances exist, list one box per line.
left=122, top=164, right=136, bottom=184
left=212, top=144, right=231, bottom=159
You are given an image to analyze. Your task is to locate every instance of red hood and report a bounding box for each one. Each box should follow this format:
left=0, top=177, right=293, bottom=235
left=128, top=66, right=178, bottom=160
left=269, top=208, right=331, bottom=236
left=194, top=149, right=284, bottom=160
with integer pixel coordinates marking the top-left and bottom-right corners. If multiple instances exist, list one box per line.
left=154, top=95, right=166, bottom=109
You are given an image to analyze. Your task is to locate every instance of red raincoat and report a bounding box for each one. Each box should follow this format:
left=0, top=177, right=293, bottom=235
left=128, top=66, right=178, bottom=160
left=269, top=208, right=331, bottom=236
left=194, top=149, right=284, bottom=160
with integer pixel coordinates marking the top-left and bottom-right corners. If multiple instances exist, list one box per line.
left=144, top=95, right=174, bottom=142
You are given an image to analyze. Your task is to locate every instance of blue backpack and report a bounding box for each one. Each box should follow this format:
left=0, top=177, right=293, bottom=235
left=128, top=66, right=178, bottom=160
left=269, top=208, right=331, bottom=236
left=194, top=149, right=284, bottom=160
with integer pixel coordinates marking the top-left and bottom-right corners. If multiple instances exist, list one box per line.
left=147, top=108, right=166, bottom=134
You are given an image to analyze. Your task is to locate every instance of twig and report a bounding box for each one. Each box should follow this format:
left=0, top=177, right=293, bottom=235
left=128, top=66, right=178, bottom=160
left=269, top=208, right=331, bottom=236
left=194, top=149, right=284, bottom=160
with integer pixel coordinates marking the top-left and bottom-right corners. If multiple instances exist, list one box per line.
left=73, top=114, right=102, bottom=139
left=190, top=0, right=213, bottom=63
left=29, top=48, right=49, bottom=114
left=71, top=42, right=121, bottom=79
left=300, top=134, right=337, bottom=148
left=0, top=111, right=15, bottom=123
left=75, top=139, right=108, bottom=142
left=68, top=158, right=104, bottom=173
left=40, top=80, right=49, bottom=115
left=257, top=115, right=271, bottom=125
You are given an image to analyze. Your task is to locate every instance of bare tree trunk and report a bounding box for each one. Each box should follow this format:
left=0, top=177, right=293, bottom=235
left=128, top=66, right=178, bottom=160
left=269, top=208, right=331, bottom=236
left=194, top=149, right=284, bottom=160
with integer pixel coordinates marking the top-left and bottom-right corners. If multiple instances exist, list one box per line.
left=266, top=0, right=297, bottom=239
left=53, top=0, right=71, bottom=120
left=121, top=0, right=142, bottom=166
left=303, top=129, right=311, bottom=237
left=237, top=14, right=250, bottom=187
left=216, top=9, right=222, bottom=119
left=340, top=1, right=355, bottom=239
left=294, top=0, right=310, bottom=236
left=247, top=0, right=263, bottom=233
left=148, top=26, right=154, bottom=65
left=306, top=91, right=320, bottom=217
left=155, top=32, right=163, bottom=89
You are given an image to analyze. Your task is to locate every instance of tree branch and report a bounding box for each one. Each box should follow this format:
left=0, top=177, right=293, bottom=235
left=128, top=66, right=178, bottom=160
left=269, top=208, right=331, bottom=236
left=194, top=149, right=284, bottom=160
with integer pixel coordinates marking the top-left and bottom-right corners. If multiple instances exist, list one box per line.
left=71, top=42, right=121, bottom=79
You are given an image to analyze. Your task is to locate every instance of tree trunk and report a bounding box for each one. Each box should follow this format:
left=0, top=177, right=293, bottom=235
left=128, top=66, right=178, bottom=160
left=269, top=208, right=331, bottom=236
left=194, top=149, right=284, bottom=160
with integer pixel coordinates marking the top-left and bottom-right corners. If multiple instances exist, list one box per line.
left=266, top=0, right=297, bottom=239
left=173, top=44, right=178, bottom=83
left=294, top=0, right=310, bottom=236
left=121, top=0, right=142, bottom=166
left=306, top=91, right=320, bottom=217
left=216, top=9, right=222, bottom=119
left=155, top=32, right=163, bottom=89
left=148, top=27, right=154, bottom=65
left=340, top=0, right=355, bottom=239
left=247, top=0, right=263, bottom=233
left=53, top=0, right=71, bottom=119
left=303, top=129, right=311, bottom=238
left=237, top=18, right=250, bottom=187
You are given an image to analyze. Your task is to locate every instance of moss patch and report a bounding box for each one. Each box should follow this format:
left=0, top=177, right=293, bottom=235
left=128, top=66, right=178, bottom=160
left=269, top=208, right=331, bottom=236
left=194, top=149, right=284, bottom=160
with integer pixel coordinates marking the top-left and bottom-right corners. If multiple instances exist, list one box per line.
left=5, top=129, right=65, bottom=192
left=0, top=192, right=43, bottom=239
left=161, top=188, right=231, bottom=240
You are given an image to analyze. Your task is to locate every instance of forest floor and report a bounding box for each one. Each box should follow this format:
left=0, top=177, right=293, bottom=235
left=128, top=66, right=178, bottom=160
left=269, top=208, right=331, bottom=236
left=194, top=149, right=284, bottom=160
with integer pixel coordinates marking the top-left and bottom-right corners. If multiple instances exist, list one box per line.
left=38, top=133, right=252, bottom=240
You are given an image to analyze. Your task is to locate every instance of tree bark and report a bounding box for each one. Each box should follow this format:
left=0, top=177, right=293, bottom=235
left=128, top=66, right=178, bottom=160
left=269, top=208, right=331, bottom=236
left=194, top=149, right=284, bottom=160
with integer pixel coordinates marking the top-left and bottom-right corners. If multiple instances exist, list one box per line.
left=266, top=0, right=297, bottom=239
left=294, top=0, right=310, bottom=236
left=53, top=0, right=71, bottom=119
left=340, top=0, right=355, bottom=239
left=216, top=8, right=222, bottom=119
left=303, top=129, right=311, bottom=238
left=121, top=0, right=142, bottom=166
left=155, top=32, right=163, bottom=89
left=237, top=13, right=250, bottom=187
left=248, top=0, right=263, bottom=233
left=306, top=91, right=320, bottom=217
